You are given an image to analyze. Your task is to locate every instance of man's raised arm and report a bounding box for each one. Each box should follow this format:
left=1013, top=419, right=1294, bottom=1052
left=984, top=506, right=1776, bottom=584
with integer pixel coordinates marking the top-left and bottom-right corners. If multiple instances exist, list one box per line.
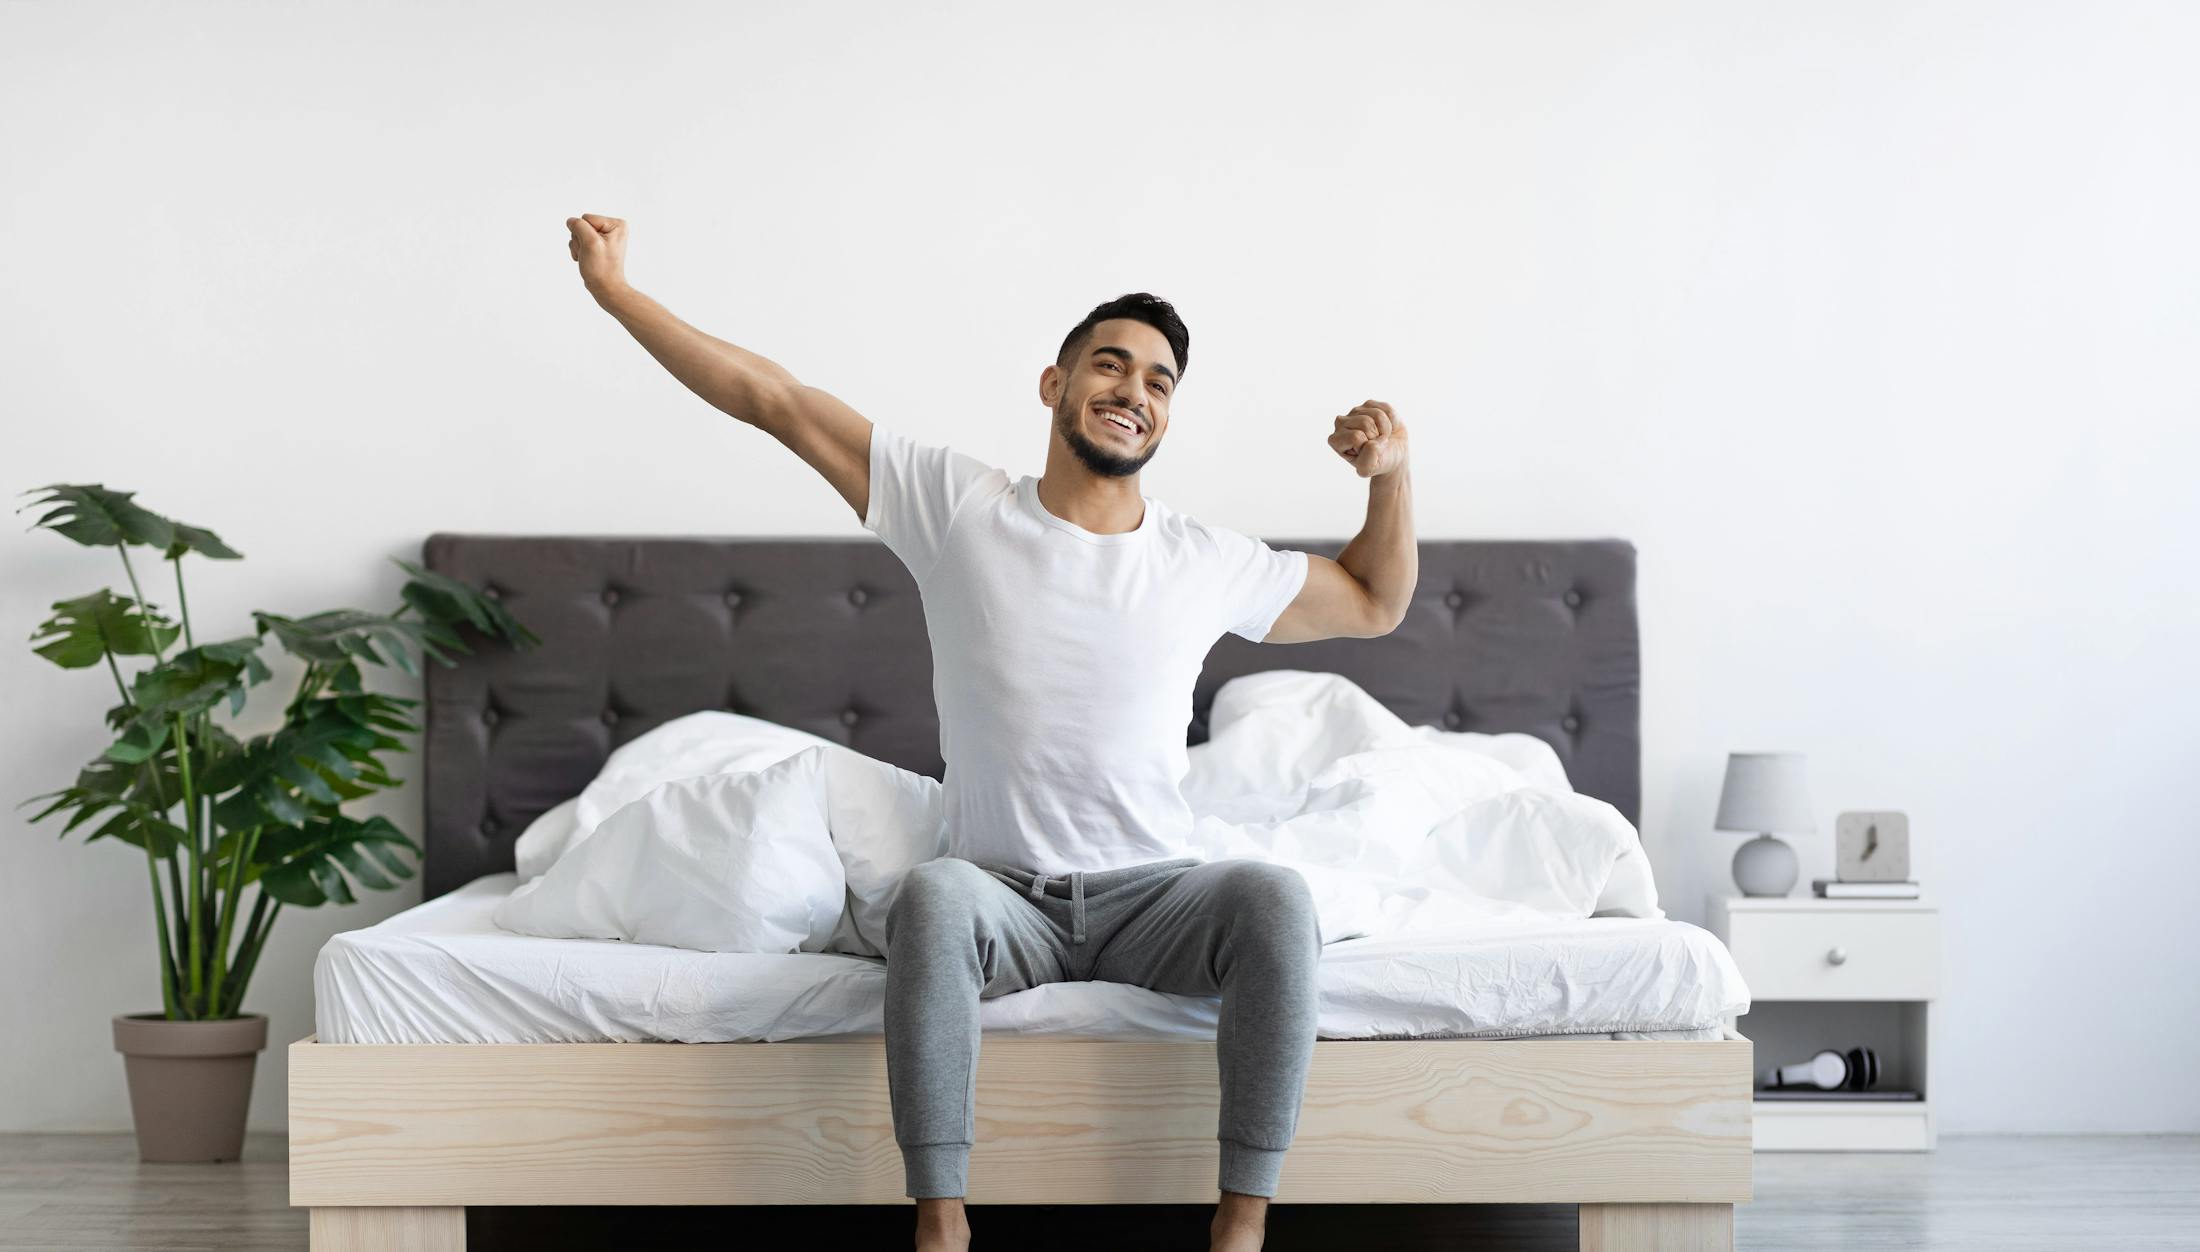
left=1263, top=400, right=1417, bottom=643
left=564, top=213, right=872, bottom=520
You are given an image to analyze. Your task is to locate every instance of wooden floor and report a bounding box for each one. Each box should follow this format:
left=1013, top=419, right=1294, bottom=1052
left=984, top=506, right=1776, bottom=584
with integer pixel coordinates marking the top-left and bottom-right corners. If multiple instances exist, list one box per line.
left=0, top=1132, right=2193, bottom=1250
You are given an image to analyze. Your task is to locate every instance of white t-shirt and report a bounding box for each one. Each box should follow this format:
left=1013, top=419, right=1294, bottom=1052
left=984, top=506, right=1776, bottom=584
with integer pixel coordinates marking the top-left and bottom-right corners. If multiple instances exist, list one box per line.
left=863, top=425, right=1310, bottom=875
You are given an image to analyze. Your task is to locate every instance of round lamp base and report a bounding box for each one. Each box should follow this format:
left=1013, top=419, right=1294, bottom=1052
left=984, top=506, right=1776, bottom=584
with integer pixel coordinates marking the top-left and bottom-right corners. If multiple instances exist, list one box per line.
left=1732, top=833, right=1799, bottom=897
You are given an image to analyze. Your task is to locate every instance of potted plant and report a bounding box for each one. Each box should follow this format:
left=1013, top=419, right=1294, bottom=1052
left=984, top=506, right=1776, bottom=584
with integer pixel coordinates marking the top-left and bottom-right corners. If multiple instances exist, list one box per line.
left=15, top=483, right=538, bottom=1162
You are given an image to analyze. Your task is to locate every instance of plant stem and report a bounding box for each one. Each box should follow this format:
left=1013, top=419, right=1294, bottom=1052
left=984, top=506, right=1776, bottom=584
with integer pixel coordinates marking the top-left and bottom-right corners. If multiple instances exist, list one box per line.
left=174, top=560, right=216, bottom=914
left=207, top=826, right=262, bottom=1015
left=172, top=712, right=204, bottom=1017
left=102, top=650, right=131, bottom=710
left=286, top=662, right=326, bottom=722
left=172, top=558, right=194, bottom=651
left=221, top=892, right=278, bottom=1018
left=116, top=546, right=199, bottom=1018
left=98, top=650, right=181, bottom=1013
left=143, top=849, right=179, bottom=1017
left=162, top=853, right=194, bottom=1012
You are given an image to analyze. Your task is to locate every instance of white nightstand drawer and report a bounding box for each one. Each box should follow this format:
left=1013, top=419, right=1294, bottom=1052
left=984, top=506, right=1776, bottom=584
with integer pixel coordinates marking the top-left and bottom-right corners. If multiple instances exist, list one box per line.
left=1725, top=909, right=1941, bottom=1000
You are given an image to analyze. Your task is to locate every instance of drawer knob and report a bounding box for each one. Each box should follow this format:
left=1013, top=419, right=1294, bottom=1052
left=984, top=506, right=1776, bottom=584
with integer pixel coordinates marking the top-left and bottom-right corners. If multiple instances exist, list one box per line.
left=1826, top=945, right=1848, bottom=966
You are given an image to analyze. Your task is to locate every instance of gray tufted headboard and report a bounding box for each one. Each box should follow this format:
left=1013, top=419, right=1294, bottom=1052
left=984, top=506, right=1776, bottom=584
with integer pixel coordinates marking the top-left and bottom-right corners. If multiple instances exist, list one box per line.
left=418, top=535, right=1641, bottom=900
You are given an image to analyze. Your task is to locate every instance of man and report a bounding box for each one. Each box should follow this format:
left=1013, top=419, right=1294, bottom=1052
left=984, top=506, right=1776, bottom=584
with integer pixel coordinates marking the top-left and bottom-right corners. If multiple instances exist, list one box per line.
left=565, top=212, right=1416, bottom=1252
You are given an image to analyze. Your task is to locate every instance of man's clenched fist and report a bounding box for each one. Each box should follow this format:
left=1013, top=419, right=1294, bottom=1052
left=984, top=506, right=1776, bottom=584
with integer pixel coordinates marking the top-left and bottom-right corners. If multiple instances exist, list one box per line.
left=1330, top=400, right=1408, bottom=478
left=565, top=213, right=629, bottom=295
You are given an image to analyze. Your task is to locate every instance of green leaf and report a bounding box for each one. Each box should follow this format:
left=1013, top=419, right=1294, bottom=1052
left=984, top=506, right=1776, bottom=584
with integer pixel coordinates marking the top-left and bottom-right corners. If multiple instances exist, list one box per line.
left=104, top=718, right=171, bottom=764
left=328, top=660, right=365, bottom=694
left=251, top=813, right=419, bottom=908
left=162, top=521, right=242, bottom=561
left=329, top=840, right=393, bottom=891
left=17, top=484, right=176, bottom=550
left=22, top=782, right=183, bottom=857
left=307, top=855, right=354, bottom=906
left=29, top=589, right=182, bottom=668
left=259, top=859, right=322, bottom=906
left=197, top=698, right=407, bottom=830
left=390, top=558, right=543, bottom=657
left=253, top=608, right=435, bottom=679
left=110, top=638, right=265, bottom=745
left=88, top=807, right=187, bottom=857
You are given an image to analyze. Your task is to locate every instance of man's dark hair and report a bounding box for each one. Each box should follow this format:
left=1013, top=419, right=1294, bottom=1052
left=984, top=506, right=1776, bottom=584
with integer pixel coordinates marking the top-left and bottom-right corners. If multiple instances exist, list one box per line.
left=1056, top=292, right=1189, bottom=384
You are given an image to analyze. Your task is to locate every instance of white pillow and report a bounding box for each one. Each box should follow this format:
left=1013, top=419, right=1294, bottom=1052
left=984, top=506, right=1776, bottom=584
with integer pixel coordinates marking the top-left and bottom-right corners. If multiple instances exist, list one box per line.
left=1401, top=724, right=1574, bottom=793
left=1184, top=670, right=1576, bottom=820
left=813, top=745, right=947, bottom=959
left=513, top=797, right=581, bottom=883
left=493, top=752, right=848, bottom=953
left=493, top=744, right=949, bottom=957
left=1415, top=789, right=1657, bottom=920
left=511, top=711, right=843, bottom=883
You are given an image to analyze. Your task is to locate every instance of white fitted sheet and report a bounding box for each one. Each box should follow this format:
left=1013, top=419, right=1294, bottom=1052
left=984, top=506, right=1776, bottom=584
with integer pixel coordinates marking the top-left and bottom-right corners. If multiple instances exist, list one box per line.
left=314, top=873, right=1750, bottom=1045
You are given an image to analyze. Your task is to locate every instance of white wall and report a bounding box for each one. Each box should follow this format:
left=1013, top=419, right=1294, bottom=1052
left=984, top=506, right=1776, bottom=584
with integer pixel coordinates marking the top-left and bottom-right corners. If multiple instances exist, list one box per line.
left=4, top=0, right=2194, bottom=1135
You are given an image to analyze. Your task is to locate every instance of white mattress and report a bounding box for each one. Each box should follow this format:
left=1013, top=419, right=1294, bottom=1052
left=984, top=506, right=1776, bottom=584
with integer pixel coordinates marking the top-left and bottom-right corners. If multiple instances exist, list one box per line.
left=314, top=873, right=1750, bottom=1045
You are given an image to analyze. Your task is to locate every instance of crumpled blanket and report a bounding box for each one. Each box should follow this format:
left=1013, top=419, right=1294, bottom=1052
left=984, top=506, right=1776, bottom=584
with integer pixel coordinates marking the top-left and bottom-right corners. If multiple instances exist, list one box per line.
left=492, top=670, right=1662, bottom=955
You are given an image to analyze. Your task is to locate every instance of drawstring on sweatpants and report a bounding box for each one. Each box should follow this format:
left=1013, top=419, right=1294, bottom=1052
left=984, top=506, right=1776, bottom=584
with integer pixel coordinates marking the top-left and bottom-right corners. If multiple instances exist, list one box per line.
left=1027, top=870, right=1088, bottom=945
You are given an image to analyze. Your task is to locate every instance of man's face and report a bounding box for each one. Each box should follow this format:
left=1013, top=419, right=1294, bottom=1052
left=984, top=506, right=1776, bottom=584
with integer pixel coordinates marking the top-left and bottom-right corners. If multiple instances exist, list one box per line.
left=1045, top=318, right=1177, bottom=478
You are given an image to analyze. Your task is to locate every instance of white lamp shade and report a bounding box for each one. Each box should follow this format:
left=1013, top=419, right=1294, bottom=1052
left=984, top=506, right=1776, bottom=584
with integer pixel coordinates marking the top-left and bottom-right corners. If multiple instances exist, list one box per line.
left=1714, top=752, right=1816, bottom=834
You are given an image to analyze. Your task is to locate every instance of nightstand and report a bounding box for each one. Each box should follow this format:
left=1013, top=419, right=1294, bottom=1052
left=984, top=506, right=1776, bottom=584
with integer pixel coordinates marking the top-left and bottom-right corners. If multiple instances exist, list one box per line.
left=1708, top=893, right=1940, bottom=1151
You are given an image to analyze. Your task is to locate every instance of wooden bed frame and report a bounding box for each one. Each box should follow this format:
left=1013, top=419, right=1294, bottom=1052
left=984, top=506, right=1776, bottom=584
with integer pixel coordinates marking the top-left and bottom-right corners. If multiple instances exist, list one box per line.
left=288, top=535, right=1753, bottom=1250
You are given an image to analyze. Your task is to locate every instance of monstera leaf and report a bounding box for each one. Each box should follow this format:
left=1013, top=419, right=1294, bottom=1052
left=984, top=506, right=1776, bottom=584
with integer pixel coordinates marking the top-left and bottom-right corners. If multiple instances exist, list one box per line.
left=203, top=695, right=413, bottom=832
left=161, top=520, right=241, bottom=561
left=255, top=813, right=420, bottom=907
left=19, top=483, right=178, bottom=549
left=17, top=483, right=240, bottom=558
left=392, top=557, right=542, bottom=657
left=254, top=608, right=442, bottom=678
left=104, top=637, right=273, bottom=764
left=30, top=588, right=182, bottom=668
left=20, top=755, right=201, bottom=857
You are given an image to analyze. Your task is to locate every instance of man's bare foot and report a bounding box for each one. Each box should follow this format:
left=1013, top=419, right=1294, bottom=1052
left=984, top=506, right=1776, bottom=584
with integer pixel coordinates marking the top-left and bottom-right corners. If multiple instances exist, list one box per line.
left=915, top=1196, right=970, bottom=1251
left=1211, top=1189, right=1269, bottom=1251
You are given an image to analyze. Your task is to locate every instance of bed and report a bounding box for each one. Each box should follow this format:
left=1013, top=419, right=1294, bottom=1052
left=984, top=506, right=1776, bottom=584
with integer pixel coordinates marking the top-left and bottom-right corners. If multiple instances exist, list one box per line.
left=288, top=534, right=1754, bottom=1250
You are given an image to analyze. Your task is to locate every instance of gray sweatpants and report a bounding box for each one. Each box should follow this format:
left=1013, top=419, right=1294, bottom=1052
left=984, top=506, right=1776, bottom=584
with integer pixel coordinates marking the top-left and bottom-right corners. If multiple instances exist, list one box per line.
left=882, top=854, right=1323, bottom=1200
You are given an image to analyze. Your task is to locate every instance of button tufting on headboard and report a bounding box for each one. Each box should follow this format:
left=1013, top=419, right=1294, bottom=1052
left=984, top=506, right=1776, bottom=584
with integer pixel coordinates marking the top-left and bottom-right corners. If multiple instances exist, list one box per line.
left=419, top=535, right=1640, bottom=899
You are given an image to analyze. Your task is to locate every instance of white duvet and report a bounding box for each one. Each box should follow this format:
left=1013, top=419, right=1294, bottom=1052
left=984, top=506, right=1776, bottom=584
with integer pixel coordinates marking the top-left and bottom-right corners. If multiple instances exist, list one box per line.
left=492, top=670, right=1664, bottom=956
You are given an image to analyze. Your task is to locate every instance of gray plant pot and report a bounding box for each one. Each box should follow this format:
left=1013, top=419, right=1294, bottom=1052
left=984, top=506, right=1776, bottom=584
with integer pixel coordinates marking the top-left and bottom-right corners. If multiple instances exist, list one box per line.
left=111, top=1011, right=268, bottom=1162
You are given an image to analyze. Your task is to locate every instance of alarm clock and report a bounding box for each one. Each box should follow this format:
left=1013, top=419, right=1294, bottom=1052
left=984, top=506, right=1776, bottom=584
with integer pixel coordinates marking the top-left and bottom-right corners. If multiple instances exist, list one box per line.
left=1834, top=810, right=1910, bottom=882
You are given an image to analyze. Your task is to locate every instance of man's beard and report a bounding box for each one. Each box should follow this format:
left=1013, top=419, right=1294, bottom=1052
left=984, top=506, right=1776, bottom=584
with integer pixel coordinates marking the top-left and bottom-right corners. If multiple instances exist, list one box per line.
left=1054, top=399, right=1158, bottom=478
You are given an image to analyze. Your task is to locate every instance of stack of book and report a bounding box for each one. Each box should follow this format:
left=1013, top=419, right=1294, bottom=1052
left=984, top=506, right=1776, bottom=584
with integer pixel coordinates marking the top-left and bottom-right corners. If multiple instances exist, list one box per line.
left=1754, top=1087, right=1922, bottom=1101
left=1812, top=878, right=1920, bottom=899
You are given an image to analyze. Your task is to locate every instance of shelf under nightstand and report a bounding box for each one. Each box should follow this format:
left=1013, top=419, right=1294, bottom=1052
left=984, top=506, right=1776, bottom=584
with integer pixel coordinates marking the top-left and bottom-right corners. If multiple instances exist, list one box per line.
left=1709, top=892, right=1940, bottom=1152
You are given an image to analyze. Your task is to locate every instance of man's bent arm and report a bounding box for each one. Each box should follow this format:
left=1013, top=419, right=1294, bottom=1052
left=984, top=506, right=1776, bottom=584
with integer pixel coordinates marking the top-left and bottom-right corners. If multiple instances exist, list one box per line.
left=1265, top=401, right=1417, bottom=643
left=1334, top=462, right=1417, bottom=629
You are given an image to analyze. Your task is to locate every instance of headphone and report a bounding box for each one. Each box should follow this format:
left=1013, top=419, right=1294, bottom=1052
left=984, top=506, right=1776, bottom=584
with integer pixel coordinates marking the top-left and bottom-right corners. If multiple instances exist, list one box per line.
left=1758, top=1045, right=1880, bottom=1092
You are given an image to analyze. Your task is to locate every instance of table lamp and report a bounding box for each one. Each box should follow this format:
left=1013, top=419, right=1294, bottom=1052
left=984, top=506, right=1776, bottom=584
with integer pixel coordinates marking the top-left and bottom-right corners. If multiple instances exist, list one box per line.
left=1715, top=751, right=1814, bottom=897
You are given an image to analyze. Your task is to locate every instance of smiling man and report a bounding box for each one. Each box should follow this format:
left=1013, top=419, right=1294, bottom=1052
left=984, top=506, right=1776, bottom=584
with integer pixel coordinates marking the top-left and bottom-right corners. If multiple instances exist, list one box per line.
left=567, top=213, right=1416, bottom=1252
